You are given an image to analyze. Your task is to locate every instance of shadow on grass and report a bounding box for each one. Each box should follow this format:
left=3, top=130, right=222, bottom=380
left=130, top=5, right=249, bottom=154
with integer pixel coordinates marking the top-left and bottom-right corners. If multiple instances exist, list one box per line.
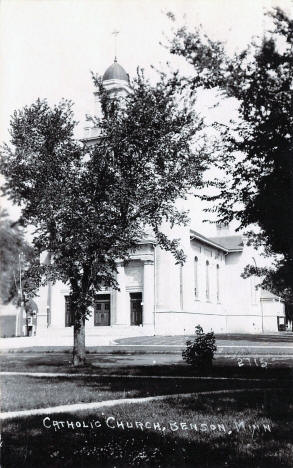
left=2, top=389, right=293, bottom=468
left=5, top=372, right=290, bottom=413
left=2, top=351, right=293, bottom=380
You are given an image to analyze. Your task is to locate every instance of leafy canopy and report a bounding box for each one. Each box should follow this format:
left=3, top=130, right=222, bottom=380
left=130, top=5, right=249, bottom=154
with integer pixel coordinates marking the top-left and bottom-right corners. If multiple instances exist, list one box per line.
left=1, top=70, right=210, bottom=318
left=168, top=8, right=293, bottom=300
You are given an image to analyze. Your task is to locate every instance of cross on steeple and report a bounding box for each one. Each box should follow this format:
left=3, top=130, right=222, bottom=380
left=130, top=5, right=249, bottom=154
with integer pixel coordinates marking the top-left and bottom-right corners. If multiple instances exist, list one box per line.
left=112, top=30, right=120, bottom=62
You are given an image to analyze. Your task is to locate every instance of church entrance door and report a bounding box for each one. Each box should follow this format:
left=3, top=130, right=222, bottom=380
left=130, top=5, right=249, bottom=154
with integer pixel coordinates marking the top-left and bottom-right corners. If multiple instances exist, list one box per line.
left=94, top=294, right=111, bottom=326
left=130, top=292, right=143, bottom=325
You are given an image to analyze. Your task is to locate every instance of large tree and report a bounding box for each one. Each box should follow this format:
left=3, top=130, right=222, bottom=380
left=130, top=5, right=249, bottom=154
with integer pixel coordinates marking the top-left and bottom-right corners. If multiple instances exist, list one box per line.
left=168, top=7, right=293, bottom=302
left=0, top=71, right=209, bottom=365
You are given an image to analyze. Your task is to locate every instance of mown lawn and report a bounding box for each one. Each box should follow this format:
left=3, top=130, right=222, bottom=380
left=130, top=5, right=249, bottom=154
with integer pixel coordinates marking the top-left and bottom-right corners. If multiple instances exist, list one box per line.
left=0, top=374, right=275, bottom=412
left=1, top=389, right=293, bottom=467
left=1, top=351, right=293, bottom=378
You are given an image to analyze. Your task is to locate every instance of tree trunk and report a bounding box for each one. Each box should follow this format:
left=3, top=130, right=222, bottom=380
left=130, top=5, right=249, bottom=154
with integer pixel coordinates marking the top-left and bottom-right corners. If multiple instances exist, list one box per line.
left=73, top=315, right=86, bottom=366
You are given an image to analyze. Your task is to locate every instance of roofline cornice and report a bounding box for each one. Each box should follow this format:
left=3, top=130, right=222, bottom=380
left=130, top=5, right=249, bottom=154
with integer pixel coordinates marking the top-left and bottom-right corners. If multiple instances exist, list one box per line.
left=190, top=229, right=243, bottom=254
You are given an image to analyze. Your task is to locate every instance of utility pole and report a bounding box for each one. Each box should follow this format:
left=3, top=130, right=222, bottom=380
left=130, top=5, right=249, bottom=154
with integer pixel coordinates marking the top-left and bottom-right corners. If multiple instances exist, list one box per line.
left=15, top=252, right=24, bottom=337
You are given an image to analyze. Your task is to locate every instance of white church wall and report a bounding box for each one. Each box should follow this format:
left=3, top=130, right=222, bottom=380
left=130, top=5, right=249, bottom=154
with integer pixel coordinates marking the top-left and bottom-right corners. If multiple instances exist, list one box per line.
left=226, top=316, right=262, bottom=333
left=221, top=250, right=263, bottom=333
left=223, top=251, right=260, bottom=316
left=155, top=312, right=228, bottom=335
left=262, top=298, right=285, bottom=333
left=155, top=218, right=191, bottom=312
left=154, top=223, right=229, bottom=335
left=155, top=247, right=181, bottom=311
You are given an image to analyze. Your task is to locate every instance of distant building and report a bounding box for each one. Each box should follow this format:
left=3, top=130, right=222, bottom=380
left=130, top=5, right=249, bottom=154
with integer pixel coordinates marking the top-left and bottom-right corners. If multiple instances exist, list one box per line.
left=0, top=300, right=37, bottom=337
left=33, top=59, right=288, bottom=339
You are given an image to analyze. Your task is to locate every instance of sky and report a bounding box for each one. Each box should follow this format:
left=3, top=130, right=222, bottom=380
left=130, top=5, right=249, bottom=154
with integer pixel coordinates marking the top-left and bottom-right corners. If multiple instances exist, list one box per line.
left=0, top=0, right=292, bottom=226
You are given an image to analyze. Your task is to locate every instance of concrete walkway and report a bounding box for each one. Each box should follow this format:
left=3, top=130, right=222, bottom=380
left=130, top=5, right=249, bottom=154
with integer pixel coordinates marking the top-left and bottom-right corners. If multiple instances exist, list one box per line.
left=0, top=335, right=116, bottom=349
left=1, top=333, right=292, bottom=351
left=0, top=371, right=270, bottom=381
left=0, top=387, right=272, bottom=420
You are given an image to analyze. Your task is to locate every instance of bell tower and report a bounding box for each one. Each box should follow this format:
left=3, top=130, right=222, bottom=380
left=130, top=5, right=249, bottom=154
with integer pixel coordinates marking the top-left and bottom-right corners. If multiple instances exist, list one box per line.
left=101, top=58, right=131, bottom=97
left=84, top=34, right=131, bottom=142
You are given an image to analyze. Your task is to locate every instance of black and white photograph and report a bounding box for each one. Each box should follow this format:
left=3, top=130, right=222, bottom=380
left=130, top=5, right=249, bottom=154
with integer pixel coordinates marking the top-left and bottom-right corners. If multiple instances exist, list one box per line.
left=0, top=0, right=292, bottom=466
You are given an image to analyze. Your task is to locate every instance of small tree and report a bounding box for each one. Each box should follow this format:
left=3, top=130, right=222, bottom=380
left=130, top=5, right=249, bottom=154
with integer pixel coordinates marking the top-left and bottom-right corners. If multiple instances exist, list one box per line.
left=1, top=71, right=210, bottom=365
left=182, top=325, right=217, bottom=370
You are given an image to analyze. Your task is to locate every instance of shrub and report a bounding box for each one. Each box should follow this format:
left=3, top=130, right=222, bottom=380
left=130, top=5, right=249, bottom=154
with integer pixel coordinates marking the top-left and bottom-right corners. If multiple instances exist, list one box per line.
left=182, top=325, right=217, bottom=370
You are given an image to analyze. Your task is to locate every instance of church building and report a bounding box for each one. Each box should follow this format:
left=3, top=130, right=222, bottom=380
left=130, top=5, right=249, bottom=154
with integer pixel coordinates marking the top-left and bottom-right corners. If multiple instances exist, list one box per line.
left=33, top=59, right=287, bottom=341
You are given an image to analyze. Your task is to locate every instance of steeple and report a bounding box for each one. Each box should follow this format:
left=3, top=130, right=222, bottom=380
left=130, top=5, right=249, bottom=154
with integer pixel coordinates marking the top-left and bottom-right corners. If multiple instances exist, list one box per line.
left=101, top=30, right=130, bottom=96
left=85, top=35, right=131, bottom=141
left=112, top=29, right=119, bottom=63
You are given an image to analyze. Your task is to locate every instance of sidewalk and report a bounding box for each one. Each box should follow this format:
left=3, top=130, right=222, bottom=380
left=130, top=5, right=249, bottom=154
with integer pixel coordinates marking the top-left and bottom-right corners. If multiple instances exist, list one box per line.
left=0, top=335, right=116, bottom=349
left=1, top=332, right=292, bottom=352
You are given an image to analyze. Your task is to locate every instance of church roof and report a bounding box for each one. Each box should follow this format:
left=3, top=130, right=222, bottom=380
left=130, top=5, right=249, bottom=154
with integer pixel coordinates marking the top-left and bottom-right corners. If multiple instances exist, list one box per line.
left=209, top=235, right=244, bottom=252
left=103, top=60, right=129, bottom=82
left=190, top=230, right=228, bottom=252
left=190, top=230, right=243, bottom=253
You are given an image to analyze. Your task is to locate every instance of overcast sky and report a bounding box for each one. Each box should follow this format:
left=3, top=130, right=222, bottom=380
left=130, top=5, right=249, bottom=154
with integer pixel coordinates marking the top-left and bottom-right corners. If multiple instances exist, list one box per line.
left=1, top=0, right=292, bottom=225
left=1, top=0, right=291, bottom=139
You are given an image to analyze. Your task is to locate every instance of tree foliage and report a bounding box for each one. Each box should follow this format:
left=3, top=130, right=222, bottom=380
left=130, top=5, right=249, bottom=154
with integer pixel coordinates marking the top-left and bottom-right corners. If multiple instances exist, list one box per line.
left=0, top=210, right=36, bottom=306
left=169, top=7, right=293, bottom=301
left=0, top=70, right=210, bottom=363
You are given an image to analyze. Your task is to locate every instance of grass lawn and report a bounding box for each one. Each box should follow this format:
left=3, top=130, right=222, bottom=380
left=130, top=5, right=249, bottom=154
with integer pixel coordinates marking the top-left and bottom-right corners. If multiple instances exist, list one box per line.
left=1, top=352, right=293, bottom=378
left=0, top=373, right=277, bottom=412
left=1, top=351, right=293, bottom=467
left=1, top=389, right=293, bottom=467
left=1, top=352, right=293, bottom=414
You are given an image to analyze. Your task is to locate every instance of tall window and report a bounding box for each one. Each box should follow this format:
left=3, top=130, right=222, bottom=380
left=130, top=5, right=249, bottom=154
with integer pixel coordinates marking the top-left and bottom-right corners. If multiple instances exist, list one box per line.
left=194, top=256, right=199, bottom=299
left=205, top=261, right=210, bottom=300
left=94, top=294, right=111, bottom=326
left=179, top=265, right=183, bottom=310
left=216, top=264, right=220, bottom=302
left=65, top=296, right=74, bottom=327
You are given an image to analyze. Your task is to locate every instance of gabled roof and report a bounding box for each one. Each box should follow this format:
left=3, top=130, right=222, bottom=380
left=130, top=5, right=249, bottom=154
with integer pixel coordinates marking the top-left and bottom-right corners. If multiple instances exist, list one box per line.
left=190, top=230, right=229, bottom=252
left=209, top=235, right=244, bottom=252
left=190, top=230, right=243, bottom=253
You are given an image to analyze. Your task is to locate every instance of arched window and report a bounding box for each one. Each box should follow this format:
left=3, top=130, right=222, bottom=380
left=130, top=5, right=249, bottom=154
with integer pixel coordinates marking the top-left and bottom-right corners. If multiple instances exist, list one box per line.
left=194, top=256, right=199, bottom=299
left=216, top=264, right=220, bottom=302
left=206, top=260, right=210, bottom=300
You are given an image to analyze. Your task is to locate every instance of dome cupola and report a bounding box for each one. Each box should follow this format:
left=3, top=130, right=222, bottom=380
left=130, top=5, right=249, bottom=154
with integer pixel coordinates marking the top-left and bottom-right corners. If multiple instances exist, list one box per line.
left=101, top=57, right=131, bottom=97
left=102, top=58, right=129, bottom=83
